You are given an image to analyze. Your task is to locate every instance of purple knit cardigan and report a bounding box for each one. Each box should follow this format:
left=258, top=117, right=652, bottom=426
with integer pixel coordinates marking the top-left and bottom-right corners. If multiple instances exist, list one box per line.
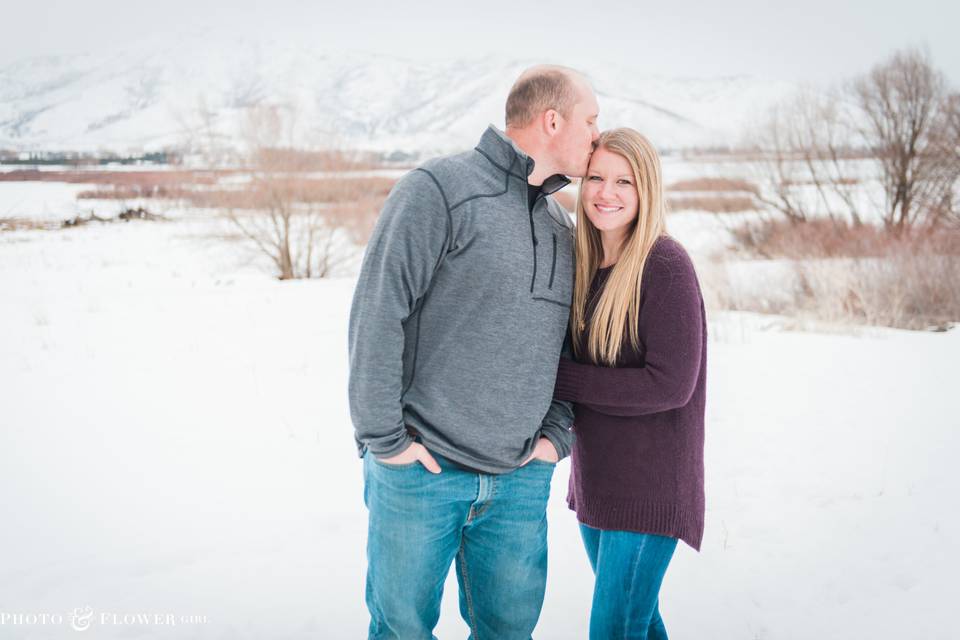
left=554, top=236, right=707, bottom=551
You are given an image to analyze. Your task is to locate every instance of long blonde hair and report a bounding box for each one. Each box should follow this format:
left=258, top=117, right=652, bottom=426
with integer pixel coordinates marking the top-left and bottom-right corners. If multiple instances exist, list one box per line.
left=572, top=128, right=667, bottom=365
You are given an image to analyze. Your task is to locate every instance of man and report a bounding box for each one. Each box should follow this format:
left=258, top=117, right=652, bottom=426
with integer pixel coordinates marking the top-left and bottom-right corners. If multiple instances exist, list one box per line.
left=348, top=65, right=600, bottom=639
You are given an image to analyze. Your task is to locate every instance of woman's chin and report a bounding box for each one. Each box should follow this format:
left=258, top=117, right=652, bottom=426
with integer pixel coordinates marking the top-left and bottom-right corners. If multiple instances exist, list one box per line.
left=586, top=217, right=628, bottom=234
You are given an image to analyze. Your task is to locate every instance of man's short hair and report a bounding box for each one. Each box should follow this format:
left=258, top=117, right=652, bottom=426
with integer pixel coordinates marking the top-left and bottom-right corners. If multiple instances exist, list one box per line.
left=505, top=67, right=580, bottom=128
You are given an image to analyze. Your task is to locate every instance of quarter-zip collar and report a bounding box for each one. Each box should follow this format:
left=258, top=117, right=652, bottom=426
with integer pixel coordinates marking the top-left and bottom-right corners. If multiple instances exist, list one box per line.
left=475, top=125, right=571, bottom=197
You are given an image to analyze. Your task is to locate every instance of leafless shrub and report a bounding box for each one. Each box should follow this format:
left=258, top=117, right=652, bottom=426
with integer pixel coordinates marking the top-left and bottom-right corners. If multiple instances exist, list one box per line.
left=331, top=194, right=388, bottom=246
left=214, top=104, right=389, bottom=279
left=730, top=218, right=892, bottom=259
left=62, top=212, right=114, bottom=227
left=815, top=255, right=955, bottom=329
left=718, top=217, right=960, bottom=329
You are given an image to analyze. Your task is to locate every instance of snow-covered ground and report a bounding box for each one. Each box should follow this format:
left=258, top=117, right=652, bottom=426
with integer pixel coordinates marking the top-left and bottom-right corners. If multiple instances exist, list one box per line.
left=1, top=196, right=958, bottom=639
left=0, top=181, right=96, bottom=222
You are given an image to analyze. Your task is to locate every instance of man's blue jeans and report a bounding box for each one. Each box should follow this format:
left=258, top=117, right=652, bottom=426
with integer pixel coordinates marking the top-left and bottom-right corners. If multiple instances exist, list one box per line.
left=362, top=451, right=555, bottom=640
left=579, top=524, right=678, bottom=640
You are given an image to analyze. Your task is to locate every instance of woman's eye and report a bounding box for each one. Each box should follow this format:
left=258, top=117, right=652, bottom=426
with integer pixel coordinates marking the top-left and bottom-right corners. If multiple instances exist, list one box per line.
left=587, top=176, right=602, bottom=182
left=618, top=179, right=633, bottom=185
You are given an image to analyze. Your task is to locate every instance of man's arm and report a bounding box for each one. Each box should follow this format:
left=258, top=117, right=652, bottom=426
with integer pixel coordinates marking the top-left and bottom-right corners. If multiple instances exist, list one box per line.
left=531, top=332, right=575, bottom=462
left=348, top=169, right=451, bottom=459
left=537, top=398, right=575, bottom=460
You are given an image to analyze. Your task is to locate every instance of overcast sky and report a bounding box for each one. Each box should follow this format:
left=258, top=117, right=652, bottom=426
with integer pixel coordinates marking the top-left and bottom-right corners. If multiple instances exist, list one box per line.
left=2, top=0, right=957, bottom=85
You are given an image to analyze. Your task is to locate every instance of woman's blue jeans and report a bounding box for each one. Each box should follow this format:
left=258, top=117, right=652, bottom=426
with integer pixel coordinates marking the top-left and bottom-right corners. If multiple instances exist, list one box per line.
left=579, top=523, right=678, bottom=640
left=363, top=451, right=556, bottom=640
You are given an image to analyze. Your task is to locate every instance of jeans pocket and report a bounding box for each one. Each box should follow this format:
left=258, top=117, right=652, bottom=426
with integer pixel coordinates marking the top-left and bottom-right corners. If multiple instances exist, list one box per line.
left=526, top=458, right=558, bottom=468
left=372, top=457, right=421, bottom=470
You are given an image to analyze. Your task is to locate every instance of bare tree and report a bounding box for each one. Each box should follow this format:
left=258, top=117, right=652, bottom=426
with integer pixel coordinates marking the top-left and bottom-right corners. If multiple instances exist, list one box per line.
left=794, top=92, right=865, bottom=227
left=748, top=89, right=863, bottom=225
left=932, top=93, right=960, bottom=227
left=220, top=104, right=371, bottom=279
left=851, top=48, right=960, bottom=233
left=172, top=94, right=238, bottom=167
left=748, top=101, right=811, bottom=224
left=947, top=94, right=960, bottom=162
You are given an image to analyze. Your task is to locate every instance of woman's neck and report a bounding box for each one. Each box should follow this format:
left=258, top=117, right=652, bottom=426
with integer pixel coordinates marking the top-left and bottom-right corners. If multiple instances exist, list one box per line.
left=599, top=229, right=627, bottom=268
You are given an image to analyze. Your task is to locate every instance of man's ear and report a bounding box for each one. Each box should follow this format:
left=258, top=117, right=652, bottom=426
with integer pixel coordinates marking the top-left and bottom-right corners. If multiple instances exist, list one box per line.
left=543, top=109, right=561, bottom=135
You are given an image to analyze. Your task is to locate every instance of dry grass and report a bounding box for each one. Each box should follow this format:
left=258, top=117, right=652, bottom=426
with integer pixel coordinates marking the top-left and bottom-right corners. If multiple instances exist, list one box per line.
left=185, top=177, right=394, bottom=210
left=77, top=176, right=397, bottom=208
left=716, top=218, right=960, bottom=330
left=732, top=218, right=880, bottom=259
left=0, top=217, right=61, bottom=231
left=793, top=251, right=960, bottom=330
left=668, top=196, right=758, bottom=213
left=730, top=217, right=960, bottom=259
left=77, top=186, right=192, bottom=200
left=249, top=148, right=385, bottom=172
left=782, top=177, right=861, bottom=187
left=665, top=178, right=759, bottom=214
left=327, top=194, right=387, bottom=245
left=667, top=177, right=758, bottom=192
left=0, top=169, right=224, bottom=186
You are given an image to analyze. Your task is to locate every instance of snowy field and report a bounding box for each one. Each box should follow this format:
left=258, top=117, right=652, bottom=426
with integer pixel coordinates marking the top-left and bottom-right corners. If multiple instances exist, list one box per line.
left=1, top=186, right=958, bottom=639
left=0, top=181, right=97, bottom=222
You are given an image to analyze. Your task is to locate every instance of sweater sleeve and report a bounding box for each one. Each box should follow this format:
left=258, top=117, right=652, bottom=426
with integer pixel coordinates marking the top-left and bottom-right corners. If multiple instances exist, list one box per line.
left=348, top=169, right=451, bottom=457
left=537, top=398, right=575, bottom=459
left=553, top=242, right=704, bottom=417
left=538, top=332, right=575, bottom=458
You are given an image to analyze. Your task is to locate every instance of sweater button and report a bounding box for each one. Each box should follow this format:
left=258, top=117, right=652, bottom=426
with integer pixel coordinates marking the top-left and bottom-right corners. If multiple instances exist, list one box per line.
left=533, top=236, right=539, bottom=245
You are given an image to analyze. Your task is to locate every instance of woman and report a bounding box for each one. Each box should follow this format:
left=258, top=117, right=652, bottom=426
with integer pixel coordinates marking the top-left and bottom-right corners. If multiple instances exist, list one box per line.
left=554, top=128, right=706, bottom=640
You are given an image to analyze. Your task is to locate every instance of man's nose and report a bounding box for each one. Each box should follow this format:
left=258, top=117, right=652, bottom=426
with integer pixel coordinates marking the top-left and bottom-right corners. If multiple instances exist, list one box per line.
left=590, top=125, right=600, bottom=141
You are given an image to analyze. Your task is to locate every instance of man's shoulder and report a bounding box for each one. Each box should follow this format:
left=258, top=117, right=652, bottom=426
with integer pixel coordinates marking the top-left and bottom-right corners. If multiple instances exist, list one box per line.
left=386, top=153, right=472, bottom=204
left=418, top=148, right=478, bottom=177
left=544, top=196, right=575, bottom=231
left=411, top=148, right=507, bottom=210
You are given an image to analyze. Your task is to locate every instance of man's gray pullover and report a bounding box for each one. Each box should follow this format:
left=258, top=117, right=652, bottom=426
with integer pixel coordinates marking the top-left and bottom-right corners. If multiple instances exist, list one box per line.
left=348, top=126, right=575, bottom=473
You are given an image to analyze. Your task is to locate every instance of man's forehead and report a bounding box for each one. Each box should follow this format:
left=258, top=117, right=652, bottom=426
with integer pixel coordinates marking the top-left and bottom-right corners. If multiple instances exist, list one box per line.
left=578, top=90, right=600, bottom=115
left=573, top=79, right=599, bottom=113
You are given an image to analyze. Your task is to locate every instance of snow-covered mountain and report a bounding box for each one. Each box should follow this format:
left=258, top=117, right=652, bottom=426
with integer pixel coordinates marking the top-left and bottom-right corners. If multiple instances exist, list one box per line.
left=0, top=30, right=796, bottom=155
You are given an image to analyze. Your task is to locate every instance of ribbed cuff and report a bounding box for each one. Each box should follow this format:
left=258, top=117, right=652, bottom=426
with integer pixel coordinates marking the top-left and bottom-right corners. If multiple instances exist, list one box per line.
left=554, top=358, right=587, bottom=403
left=568, top=495, right=704, bottom=552
left=364, top=431, right=414, bottom=459
left=541, top=427, right=572, bottom=461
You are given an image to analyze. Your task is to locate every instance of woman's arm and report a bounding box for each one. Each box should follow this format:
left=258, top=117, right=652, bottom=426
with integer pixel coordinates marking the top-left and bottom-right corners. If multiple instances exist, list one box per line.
left=554, top=243, right=704, bottom=417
